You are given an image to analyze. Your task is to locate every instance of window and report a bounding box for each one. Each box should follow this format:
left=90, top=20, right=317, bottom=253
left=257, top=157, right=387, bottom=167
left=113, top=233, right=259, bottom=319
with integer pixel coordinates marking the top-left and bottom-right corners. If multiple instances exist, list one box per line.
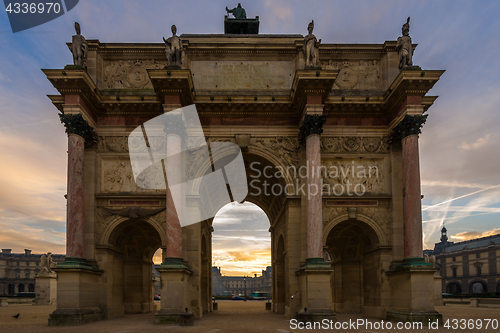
left=17, top=261, right=20, bottom=266
left=25, top=272, right=30, bottom=279
left=476, top=266, right=481, bottom=276
left=452, top=256, right=456, bottom=262
left=476, top=253, right=480, bottom=258
left=452, top=268, right=457, bottom=278
left=27, top=262, right=30, bottom=266
left=36, top=262, right=39, bottom=266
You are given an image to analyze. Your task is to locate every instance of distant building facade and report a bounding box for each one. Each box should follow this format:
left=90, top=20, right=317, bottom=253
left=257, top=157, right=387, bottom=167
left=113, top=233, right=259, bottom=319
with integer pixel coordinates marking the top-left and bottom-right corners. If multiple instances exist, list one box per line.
left=0, top=249, right=65, bottom=296
left=212, top=266, right=272, bottom=297
left=426, top=227, right=500, bottom=295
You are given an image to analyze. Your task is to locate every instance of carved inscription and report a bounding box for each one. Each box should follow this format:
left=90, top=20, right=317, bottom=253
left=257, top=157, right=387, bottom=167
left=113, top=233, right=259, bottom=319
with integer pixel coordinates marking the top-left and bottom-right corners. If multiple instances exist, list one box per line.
left=190, top=61, right=294, bottom=90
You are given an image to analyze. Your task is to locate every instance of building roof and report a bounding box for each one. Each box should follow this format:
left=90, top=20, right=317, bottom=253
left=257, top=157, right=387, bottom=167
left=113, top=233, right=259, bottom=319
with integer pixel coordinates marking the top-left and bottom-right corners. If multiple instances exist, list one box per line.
left=444, top=233, right=500, bottom=253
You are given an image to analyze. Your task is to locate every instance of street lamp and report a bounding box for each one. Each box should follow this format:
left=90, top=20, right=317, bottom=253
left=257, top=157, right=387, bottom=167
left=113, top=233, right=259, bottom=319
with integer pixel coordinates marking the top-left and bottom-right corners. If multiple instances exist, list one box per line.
left=244, top=276, right=247, bottom=301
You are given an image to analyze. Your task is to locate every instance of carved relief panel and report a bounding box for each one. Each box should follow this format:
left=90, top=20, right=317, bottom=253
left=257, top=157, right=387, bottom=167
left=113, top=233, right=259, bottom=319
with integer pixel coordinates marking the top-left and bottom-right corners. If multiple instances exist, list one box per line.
left=321, top=157, right=387, bottom=195
left=102, top=59, right=167, bottom=89
left=321, top=60, right=381, bottom=90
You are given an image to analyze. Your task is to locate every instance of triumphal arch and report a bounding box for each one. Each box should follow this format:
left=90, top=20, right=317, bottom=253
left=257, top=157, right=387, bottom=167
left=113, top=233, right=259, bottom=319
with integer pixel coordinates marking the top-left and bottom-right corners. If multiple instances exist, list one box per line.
left=43, top=10, right=444, bottom=325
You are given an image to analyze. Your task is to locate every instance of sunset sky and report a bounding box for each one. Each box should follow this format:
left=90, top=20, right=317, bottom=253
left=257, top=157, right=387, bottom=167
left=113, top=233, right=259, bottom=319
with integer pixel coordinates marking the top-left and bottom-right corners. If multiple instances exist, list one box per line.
left=1, top=1, right=500, bottom=276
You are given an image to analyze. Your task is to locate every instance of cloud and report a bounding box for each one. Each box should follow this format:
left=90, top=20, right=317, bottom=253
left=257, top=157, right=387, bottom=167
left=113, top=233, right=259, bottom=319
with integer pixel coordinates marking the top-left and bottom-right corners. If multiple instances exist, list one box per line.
left=459, top=134, right=492, bottom=150
left=450, top=228, right=500, bottom=241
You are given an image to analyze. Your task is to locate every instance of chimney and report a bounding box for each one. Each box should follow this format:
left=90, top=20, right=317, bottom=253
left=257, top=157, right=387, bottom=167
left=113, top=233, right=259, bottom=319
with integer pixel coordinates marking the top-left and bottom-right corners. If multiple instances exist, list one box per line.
left=2, top=249, right=12, bottom=254
left=25, top=249, right=31, bottom=255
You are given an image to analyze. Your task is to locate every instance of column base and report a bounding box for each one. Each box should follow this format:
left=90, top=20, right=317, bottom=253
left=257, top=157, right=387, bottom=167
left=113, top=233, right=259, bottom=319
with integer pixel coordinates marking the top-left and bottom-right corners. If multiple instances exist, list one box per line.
left=56, top=257, right=96, bottom=270
left=300, top=257, right=331, bottom=270
left=297, top=310, right=336, bottom=323
left=296, top=259, right=335, bottom=322
left=48, top=308, right=104, bottom=326
left=34, top=273, right=57, bottom=305
left=49, top=259, right=103, bottom=326
left=155, top=310, right=194, bottom=326
left=396, top=257, right=433, bottom=269
left=160, top=257, right=190, bottom=270
left=156, top=261, right=193, bottom=324
left=386, top=310, right=443, bottom=324
left=387, top=260, right=442, bottom=324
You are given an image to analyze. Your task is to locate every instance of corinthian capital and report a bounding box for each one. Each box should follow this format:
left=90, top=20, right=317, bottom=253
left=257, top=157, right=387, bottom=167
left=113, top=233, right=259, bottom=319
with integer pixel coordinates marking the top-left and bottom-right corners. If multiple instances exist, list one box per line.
left=59, top=113, right=95, bottom=141
left=300, top=114, right=327, bottom=140
left=390, top=114, right=428, bottom=143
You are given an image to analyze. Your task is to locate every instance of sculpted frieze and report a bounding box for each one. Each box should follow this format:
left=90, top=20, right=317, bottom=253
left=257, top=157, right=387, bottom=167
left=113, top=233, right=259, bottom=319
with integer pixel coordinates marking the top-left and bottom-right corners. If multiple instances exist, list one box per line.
left=321, top=137, right=389, bottom=154
left=321, top=158, right=385, bottom=194
left=103, top=59, right=167, bottom=89
left=254, top=136, right=300, bottom=171
left=101, top=159, right=164, bottom=193
left=321, top=60, right=381, bottom=90
left=98, top=136, right=129, bottom=153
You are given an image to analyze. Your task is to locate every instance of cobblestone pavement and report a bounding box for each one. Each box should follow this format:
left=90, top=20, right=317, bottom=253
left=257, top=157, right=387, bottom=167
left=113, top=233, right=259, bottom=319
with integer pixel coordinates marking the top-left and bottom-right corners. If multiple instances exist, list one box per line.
left=1, top=301, right=499, bottom=332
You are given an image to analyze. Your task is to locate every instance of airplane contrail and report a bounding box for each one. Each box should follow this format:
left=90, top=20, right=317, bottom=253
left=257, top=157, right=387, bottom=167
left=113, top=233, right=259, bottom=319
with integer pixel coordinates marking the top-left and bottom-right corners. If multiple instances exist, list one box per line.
left=422, top=184, right=500, bottom=211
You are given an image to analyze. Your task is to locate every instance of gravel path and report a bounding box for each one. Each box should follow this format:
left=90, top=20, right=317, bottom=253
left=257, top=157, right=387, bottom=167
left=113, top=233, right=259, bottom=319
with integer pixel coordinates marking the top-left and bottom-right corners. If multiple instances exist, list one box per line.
left=1, top=301, right=499, bottom=332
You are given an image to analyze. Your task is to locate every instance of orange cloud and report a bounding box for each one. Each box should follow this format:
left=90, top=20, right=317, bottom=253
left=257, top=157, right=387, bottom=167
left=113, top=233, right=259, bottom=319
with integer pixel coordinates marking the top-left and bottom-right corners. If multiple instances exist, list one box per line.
left=450, top=228, right=500, bottom=241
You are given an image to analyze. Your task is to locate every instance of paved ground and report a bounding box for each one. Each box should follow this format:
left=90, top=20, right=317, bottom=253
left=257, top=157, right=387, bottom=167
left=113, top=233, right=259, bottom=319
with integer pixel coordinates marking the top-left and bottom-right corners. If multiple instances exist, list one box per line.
left=1, top=301, right=500, bottom=332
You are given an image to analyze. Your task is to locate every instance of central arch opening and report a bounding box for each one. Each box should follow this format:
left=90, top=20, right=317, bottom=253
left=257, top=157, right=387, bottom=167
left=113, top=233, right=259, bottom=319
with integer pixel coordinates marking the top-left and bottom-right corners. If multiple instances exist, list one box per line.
left=211, top=202, right=271, bottom=300
left=107, top=219, right=162, bottom=314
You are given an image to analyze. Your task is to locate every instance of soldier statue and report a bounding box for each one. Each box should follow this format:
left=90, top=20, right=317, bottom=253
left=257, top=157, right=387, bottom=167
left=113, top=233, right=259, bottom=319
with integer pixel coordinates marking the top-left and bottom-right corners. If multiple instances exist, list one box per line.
left=396, top=17, right=413, bottom=70
left=303, top=20, right=321, bottom=68
left=226, top=3, right=247, bottom=19
left=163, top=25, right=182, bottom=68
left=71, top=22, right=87, bottom=67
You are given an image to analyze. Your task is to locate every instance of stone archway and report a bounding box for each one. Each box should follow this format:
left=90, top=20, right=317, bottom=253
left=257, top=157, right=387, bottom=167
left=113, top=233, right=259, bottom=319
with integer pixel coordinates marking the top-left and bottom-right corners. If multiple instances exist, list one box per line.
left=325, top=218, right=384, bottom=315
left=469, top=281, right=487, bottom=294
left=101, top=219, right=162, bottom=316
left=446, top=282, right=462, bottom=294
left=44, top=28, right=444, bottom=325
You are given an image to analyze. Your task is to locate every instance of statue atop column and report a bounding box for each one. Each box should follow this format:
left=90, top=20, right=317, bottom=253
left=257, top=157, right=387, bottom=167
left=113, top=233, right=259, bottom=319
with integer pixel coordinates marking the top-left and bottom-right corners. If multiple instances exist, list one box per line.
left=40, top=252, right=54, bottom=274
left=226, top=3, right=247, bottom=19
left=396, top=17, right=413, bottom=70
left=303, top=20, right=321, bottom=69
left=163, top=25, right=182, bottom=68
left=71, top=22, right=87, bottom=68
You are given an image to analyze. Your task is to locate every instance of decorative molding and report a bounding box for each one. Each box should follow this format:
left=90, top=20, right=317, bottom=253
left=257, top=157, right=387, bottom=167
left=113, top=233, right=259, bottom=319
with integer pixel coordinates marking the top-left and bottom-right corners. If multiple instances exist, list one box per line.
left=321, top=137, right=389, bottom=154
left=254, top=136, right=300, bottom=171
left=97, top=136, right=129, bottom=153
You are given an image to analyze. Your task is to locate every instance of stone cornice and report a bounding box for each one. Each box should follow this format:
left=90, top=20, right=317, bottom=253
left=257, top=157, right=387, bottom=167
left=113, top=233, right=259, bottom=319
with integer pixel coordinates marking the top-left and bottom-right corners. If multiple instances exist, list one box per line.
left=43, top=69, right=102, bottom=119
left=148, top=69, right=195, bottom=106
left=291, top=70, right=339, bottom=119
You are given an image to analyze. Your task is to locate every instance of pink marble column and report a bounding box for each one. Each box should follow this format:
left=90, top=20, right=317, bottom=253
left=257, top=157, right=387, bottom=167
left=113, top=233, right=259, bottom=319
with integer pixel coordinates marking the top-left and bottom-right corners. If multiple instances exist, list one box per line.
left=165, top=133, right=183, bottom=259
left=402, top=134, right=423, bottom=258
left=66, top=134, right=85, bottom=258
left=300, top=113, right=327, bottom=261
left=306, top=134, right=323, bottom=259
